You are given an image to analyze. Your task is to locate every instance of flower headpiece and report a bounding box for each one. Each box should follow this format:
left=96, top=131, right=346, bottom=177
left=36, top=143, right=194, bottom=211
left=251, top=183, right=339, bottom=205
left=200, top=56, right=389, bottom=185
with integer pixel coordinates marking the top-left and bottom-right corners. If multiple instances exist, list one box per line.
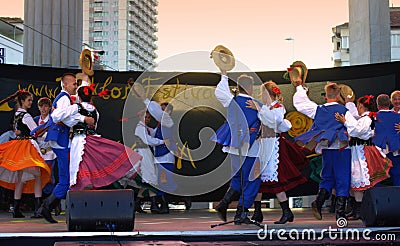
left=271, top=86, right=281, bottom=96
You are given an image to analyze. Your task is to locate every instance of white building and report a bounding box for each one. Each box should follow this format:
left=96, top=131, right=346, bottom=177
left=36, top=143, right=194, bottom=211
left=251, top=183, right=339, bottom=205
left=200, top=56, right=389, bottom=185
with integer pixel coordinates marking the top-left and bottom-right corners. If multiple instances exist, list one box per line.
left=332, top=7, right=400, bottom=66
left=0, top=18, right=23, bottom=65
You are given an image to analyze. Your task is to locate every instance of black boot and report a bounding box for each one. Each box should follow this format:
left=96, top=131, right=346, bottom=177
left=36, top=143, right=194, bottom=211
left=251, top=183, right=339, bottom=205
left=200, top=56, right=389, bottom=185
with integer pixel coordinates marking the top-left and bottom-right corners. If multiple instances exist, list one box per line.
left=38, top=194, right=59, bottom=223
left=31, top=197, right=42, bottom=218
left=159, top=195, right=169, bottom=214
left=235, top=208, right=251, bottom=225
left=335, top=196, right=347, bottom=220
left=311, top=188, right=329, bottom=220
left=274, top=200, right=294, bottom=224
left=345, top=196, right=356, bottom=217
left=53, top=199, right=62, bottom=216
left=347, top=201, right=361, bottom=220
left=329, top=194, right=336, bottom=213
left=12, top=199, right=25, bottom=218
left=150, top=196, right=161, bottom=214
left=251, top=201, right=263, bottom=223
left=184, top=196, right=192, bottom=210
left=215, top=188, right=240, bottom=222
left=135, top=197, right=147, bottom=214
left=234, top=205, right=243, bottom=225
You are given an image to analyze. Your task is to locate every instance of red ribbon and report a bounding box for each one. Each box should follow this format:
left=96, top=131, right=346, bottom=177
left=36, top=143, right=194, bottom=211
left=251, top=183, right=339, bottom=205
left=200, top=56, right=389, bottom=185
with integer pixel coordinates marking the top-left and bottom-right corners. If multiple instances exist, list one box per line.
left=364, top=95, right=374, bottom=104
left=368, top=112, right=377, bottom=118
left=118, top=118, right=128, bottom=122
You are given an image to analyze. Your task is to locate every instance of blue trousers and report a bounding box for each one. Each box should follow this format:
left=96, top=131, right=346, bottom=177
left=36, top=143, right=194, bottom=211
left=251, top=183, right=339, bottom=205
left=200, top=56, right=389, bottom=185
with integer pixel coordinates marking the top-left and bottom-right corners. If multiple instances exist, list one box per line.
left=230, top=155, right=261, bottom=209
left=319, top=149, right=351, bottom=197
left=157, top=163, right=178, bottom=195
left=387, top=153, right=400, bottom=186
left=52, top=148, right=70, bottom=199
left=42, top=159, right=56, bottom=195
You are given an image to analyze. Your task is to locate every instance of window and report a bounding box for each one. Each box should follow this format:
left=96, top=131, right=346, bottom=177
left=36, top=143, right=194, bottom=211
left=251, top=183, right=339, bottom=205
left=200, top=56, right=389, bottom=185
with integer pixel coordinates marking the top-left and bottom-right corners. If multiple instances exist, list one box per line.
left=114, top=21, right=118, bottom=26
left=341, top=36, right=349, bottom=49
left=391, top=34, right=400, bottom=47
left=114, top=31, right=118, bottom=36
left=114, top=51, right=118, bottom=55
left=114, top=41, right=118, bottom=46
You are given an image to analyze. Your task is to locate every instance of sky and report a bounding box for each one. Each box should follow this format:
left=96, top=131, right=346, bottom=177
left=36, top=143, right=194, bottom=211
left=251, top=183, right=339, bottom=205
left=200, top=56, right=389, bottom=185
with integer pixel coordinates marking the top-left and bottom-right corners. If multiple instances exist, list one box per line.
left=1, top=0, right=400, bottom=71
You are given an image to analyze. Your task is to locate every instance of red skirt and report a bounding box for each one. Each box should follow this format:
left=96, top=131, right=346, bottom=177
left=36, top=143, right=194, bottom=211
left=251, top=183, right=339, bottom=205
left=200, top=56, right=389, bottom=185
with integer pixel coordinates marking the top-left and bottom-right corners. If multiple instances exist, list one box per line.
left=71, top=135, right=142, bottom=190
left=352, top=146, right=392, bottom=191
left=259, top=137, right=308, bottom=194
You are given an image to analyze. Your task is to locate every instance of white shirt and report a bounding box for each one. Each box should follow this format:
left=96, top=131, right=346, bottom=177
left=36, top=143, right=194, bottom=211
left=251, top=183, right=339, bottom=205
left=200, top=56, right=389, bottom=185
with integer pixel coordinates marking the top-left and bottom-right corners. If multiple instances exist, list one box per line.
left=135, top=121, right=165, bottom=147
left=49, top=90, right=85, bottom=149
left=144, top=98, right=176, bottom=164
left=214, top=74, right=259, bottom=157
left=344, top=111, right=374, bottom=140
left=293, top=85, right=352, bottom=153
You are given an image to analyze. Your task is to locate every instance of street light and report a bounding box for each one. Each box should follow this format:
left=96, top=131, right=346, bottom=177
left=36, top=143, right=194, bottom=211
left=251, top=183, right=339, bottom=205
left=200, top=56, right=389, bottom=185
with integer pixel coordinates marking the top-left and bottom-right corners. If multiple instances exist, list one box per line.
left=285, top=37, right=295, bottom=62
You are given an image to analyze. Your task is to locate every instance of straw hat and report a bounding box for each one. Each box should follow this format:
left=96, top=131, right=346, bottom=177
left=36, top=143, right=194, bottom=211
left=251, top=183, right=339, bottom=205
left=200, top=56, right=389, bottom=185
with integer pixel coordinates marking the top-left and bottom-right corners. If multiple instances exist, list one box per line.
left=283, top=61, right=308, bottom=86
left=338, top=84, right=355, bottom=104
left=210, top=45, right=235, bottom=71
left=79, top=49, right=94, bottom=76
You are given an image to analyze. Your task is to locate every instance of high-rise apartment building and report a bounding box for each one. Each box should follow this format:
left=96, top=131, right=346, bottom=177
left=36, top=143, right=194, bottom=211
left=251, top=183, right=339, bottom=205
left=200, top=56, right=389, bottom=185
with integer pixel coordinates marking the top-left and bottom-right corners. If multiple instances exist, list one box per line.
left=83, top=0, right=158, bottom=71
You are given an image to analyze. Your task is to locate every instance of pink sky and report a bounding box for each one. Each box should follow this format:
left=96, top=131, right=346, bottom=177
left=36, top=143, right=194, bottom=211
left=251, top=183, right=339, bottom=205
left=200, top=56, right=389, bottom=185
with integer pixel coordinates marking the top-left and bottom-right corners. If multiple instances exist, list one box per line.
left=2, top=0, right=400, bottom=71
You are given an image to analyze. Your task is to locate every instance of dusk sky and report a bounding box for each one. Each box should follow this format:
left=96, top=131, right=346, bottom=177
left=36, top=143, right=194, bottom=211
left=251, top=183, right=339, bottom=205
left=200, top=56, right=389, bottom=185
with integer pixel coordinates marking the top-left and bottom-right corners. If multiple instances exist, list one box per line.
left=2, top=0, right=400, bottom=71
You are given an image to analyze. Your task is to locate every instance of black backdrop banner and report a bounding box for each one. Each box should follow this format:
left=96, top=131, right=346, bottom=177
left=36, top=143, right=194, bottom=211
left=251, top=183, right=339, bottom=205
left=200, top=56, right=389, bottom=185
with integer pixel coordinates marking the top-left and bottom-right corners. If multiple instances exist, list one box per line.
left=1, top=62, right=399, bottom=201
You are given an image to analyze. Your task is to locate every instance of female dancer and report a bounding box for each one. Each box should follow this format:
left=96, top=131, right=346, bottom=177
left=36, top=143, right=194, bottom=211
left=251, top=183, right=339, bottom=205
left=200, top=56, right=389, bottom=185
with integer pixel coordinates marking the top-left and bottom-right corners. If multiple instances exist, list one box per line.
left=0, top=91, right=51, bottom=218
left=335, top=95, right=392, bottom=220
left=69, top=85, right=142, bottom=191
left=247, top=81, right=308, bottom=224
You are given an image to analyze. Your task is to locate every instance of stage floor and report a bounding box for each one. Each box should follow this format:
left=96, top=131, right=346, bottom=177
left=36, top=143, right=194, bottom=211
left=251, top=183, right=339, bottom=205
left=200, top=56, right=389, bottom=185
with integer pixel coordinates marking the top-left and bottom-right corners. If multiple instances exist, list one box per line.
left=0, top=207, right=399, bottom=245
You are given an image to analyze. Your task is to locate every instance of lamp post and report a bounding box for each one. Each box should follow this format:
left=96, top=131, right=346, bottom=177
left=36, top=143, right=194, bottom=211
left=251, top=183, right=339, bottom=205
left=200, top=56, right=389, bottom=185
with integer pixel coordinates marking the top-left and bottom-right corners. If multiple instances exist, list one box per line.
left=285, top=37, right=295, bottom=62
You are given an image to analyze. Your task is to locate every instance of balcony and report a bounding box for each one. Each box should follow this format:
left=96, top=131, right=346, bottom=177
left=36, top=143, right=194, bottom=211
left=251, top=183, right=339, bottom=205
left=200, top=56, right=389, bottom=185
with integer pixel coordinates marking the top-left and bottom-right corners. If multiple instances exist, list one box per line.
left=333, top=51, right=341, bottom=61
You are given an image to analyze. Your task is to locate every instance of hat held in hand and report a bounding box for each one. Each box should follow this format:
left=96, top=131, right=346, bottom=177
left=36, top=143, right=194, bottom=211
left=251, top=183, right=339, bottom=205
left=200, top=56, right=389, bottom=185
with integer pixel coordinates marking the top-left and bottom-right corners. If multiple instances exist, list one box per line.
left=210, top=45, right=235, bottom=71
left=338, top=84, right=355, bottom=105
left=79, top=49, right=94, bottom=76
left=283, top=61, right=308, bottom=86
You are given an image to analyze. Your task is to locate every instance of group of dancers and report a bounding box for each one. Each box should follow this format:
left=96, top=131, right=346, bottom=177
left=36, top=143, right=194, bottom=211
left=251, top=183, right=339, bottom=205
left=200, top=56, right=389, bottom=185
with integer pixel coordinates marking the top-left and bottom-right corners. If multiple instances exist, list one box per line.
left=1, top=60, right=399, bottom=226
left=0, top=71, right=178, bottom=223
left=214, top=60, right=398, bottom=225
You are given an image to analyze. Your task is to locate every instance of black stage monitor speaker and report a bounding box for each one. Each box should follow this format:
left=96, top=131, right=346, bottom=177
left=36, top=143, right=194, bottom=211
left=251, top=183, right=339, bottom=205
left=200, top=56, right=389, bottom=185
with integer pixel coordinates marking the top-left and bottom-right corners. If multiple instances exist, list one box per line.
left=360, top=186, right=400, bottom=227
left=66, top=189, right=135, bottom=231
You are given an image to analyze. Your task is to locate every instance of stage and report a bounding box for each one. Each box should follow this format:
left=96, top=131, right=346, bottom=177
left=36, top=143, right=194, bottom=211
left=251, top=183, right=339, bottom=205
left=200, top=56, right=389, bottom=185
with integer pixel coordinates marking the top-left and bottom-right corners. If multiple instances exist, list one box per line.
left=0, top=206, right=399, bottom=245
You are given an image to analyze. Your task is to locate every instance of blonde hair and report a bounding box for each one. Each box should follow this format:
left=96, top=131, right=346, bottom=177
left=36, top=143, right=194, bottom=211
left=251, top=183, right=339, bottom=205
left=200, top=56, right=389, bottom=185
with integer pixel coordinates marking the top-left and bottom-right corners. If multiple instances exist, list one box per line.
left=390, top=90, right=400, bottom=102
left=262, top=81, right=283, bottom=103
left=325, top=82, right=340, bottom=100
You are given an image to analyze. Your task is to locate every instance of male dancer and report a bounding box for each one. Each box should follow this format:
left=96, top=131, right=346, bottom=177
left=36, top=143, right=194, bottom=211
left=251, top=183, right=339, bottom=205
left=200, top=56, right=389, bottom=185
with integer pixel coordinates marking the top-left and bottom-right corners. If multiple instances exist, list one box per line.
left=213, top=69, right=262, bottom=224
left=38, top=73, right=94, bottom=223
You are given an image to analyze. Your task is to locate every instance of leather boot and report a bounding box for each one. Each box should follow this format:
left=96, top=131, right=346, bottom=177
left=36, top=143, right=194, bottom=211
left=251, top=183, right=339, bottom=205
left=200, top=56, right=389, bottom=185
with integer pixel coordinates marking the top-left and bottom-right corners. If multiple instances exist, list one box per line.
left=12, top=199, right=25, bottom=218
left=345, top=196, right=356, bottom=217
left=347, top=201, right=361, bottom=220
left=38, top=194, right=59, bottom=223
left=251, top=201, right=263, bottom=223
left=184, top=196, right=192, bottom=210
left=274, top=200, right=294, bottom=224
left=53, top=199, right=62, bottom=216
left=311, top=188, right=329, bottom=220
left=329, top=194, right=336, bottom=213
left=235, top=208, right=251, bottom=225
left=31, top=197, right=42, bottom=218
left=234, top=205, right=243, bottom=225
left=215, top=188, right=240, bottom=222
left=135, top=197, right=147, bottom=214
left=335, top=196, right=347, bottom=220
left=159, top=195, right=169, bottom=214
left=150, top=196, right=161, bottom=214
